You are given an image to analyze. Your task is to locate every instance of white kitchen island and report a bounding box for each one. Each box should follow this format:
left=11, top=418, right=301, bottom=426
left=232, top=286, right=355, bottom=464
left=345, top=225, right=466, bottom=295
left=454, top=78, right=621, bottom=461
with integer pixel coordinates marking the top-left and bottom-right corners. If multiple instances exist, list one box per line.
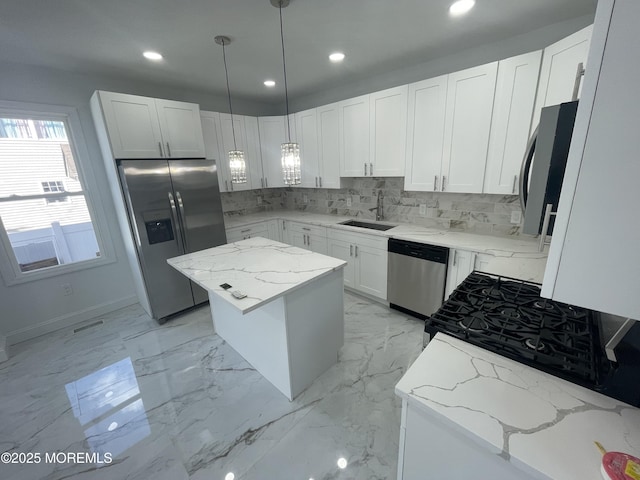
left=168, top=236, right=347, bottom=400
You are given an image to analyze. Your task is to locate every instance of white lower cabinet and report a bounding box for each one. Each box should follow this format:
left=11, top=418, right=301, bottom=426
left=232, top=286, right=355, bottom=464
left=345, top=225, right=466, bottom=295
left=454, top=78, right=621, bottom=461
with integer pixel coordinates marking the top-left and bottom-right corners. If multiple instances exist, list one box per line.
left=266, top=219, right=281, bottom=242
left=225, top=222, right=270, bottom=243
left=398, top=399, right=530, bottom=480
left=445, top=249, right=493, bottom=299
left=284, top=221, right=328, bottom=255
left=327, top=229, right=387, bottom=300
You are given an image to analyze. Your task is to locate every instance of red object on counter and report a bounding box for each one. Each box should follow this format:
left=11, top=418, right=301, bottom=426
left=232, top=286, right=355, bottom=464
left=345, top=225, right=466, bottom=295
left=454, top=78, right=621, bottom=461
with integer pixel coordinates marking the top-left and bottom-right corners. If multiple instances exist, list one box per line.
left=601, top=451, right=640, bottom=480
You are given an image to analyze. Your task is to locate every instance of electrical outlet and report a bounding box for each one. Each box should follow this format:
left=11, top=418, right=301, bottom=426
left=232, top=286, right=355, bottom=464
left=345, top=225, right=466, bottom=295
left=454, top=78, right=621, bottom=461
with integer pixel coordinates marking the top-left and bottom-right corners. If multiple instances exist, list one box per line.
left=419, top=204, right=427, bottom=215
left=303, top=194, right=308, bottom=204
left=256, top=196, right=262, bottom=205
left=62, top=283, right=73, bottom=296
left=346, top=197, right=352, bottom=207
left=510, top=210, right=522, bottom=224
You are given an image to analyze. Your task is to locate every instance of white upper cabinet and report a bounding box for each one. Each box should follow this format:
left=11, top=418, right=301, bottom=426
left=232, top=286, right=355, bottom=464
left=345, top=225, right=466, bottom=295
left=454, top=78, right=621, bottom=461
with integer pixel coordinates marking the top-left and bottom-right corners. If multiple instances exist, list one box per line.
left=316, top=103, right=341, bottom=189
left=295, top=106, right=341, bottom=190
left=295, top=109, right=320, bottom=188
left=96, top=92, right=163, bottom=159
left=404, top=75, right=448, bottom=192
left=542, top=0, right=640, bottom=320
left=484, top=51, right=542, bottom=195
left=339, top=95, right=370, bottom=177
left=370, top=85, right=408, bottom=177
left=95, top=91, right=205, bottom=159
left=244, top=116, right=264, bottom=190
left=200, top=111, right=231, bottom=192
left=531, top=25, right=593, bottom=132
left=218, top=113, right=252, bottom=192
left=155, top=99, right=205, bottom=158
left=441, top=62, right=498, bottom=193
left=258, top=115, right=296, bottom=188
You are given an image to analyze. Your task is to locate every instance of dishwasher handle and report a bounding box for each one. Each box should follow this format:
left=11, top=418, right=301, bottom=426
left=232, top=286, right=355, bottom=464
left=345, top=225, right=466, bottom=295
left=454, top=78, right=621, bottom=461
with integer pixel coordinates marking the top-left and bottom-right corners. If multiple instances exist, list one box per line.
left=388, top=238, right=449, bottom=264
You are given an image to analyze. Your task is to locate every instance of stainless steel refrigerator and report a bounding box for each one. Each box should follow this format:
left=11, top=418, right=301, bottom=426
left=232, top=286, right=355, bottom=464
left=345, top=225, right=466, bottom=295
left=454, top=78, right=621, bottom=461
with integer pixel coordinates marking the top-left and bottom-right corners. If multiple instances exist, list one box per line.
left=118, top=159, right=226, bottom=322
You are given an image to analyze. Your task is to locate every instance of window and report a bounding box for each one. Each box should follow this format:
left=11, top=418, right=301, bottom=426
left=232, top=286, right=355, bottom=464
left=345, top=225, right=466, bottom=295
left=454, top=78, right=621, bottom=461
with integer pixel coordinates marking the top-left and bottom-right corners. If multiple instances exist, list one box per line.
left=0, top=103, right=112, bottom=283
left=41, top=180, right=69, bottom=204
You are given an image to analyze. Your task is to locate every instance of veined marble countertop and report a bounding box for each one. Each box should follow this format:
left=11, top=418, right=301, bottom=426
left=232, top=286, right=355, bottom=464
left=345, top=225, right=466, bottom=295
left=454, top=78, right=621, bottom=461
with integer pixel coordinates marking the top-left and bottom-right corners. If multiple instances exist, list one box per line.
left=396, top=333, right=640, bottom=480
left=223, top=211, right=547, bottom=282
left=168, top=237, right=347, bottom=314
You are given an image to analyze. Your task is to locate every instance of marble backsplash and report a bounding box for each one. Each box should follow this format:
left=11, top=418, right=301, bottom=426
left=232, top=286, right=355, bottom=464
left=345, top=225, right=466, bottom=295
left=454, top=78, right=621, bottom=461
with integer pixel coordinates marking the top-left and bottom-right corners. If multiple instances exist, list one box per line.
left=220, top=188, right=285, bottom=216
left=221, top=177, right=523, bottom=237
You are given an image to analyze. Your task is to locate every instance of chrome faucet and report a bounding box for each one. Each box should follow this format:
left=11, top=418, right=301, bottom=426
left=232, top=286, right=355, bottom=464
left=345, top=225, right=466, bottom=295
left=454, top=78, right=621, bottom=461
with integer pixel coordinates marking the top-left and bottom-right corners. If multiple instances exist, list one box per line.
left=369, top=190, right=384, bottom=221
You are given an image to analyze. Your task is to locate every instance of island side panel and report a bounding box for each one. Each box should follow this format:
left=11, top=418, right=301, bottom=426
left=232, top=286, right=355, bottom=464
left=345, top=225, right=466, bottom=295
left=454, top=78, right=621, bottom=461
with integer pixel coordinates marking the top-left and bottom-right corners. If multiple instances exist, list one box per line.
left=285, top=269, right=345, bottom=400
left=209, top=293, right=293, bottom=400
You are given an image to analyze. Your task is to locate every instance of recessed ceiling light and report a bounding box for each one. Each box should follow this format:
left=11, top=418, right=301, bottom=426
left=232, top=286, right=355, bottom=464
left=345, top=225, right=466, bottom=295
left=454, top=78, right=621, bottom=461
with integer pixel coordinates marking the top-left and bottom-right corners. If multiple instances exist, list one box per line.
left=329, top=52, right=345, bottom=63
left=449, top=0, right=475, bottom=16
left=264, top=80, right=276, bottom=87
left=143, top=51, right=163, bottom=61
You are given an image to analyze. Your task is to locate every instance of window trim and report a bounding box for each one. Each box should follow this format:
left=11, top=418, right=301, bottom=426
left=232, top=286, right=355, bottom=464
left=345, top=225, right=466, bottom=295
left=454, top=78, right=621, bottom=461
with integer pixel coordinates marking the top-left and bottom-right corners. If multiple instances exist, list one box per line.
left=0, top=101, right=116, bottom=285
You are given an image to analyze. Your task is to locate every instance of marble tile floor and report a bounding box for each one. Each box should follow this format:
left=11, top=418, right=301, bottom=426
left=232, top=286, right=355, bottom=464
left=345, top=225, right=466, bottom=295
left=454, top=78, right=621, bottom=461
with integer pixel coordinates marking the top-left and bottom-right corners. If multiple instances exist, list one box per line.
left=0, top=292, right=424, bottom=480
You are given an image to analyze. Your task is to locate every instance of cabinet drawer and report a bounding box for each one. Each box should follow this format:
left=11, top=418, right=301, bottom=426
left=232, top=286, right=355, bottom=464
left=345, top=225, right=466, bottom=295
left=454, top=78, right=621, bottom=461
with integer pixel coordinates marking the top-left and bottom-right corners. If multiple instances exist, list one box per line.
left=328, top=227, right=388, bottom=250
left=287, top=221, right=327, bottom=238
left=226, top=222, right=269, bottom=242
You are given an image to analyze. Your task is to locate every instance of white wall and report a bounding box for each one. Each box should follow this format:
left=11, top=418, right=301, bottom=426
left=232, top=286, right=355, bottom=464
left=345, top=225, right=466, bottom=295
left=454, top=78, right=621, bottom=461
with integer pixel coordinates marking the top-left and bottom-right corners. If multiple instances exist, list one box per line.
left=0, top=64, right=276, bottom=346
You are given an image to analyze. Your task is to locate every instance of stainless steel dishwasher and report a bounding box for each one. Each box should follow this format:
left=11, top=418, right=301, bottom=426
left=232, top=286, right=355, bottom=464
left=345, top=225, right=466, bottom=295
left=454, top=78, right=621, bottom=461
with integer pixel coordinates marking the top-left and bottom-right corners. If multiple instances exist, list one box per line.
left=387, top=239, right=449, bottom=318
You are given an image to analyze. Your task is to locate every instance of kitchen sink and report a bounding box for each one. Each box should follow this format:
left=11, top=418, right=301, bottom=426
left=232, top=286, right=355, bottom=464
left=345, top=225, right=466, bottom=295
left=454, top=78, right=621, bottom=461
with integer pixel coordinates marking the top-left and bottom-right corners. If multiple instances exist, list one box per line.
left=339, top=220, right=395, bottom=231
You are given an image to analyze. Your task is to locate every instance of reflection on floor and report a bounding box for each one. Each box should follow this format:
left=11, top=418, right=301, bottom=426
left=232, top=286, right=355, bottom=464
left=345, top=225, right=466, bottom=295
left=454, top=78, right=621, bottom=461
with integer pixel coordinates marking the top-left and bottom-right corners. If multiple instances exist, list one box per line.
left=0, top=292, right=424, bottom=480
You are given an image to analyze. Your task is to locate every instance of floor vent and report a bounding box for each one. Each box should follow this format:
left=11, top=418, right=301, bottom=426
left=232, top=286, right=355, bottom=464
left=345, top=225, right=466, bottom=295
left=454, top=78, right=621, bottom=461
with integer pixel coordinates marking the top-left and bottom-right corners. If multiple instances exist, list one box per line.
left=73, top=320, right=104, bottom=334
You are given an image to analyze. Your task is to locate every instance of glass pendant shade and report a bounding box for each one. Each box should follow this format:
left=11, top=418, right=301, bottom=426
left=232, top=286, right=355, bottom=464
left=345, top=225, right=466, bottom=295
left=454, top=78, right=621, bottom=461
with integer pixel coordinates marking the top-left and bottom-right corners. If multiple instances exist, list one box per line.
left=229, top=150, right=247, bottom=184
left=281, top=142, right=301, bottom=185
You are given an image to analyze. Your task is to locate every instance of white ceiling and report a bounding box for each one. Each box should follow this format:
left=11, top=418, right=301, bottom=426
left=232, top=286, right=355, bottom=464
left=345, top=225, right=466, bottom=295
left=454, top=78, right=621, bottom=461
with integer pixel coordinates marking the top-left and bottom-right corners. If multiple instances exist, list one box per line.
left=0, top=0, right=597, bottom=104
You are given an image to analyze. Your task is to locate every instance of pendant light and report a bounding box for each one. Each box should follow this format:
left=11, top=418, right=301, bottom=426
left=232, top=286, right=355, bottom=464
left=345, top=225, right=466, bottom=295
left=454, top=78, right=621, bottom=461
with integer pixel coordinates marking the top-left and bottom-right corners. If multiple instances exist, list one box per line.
left=271, top=0, right=301, bottom=186
left=215, top=35, right=246, bottom=184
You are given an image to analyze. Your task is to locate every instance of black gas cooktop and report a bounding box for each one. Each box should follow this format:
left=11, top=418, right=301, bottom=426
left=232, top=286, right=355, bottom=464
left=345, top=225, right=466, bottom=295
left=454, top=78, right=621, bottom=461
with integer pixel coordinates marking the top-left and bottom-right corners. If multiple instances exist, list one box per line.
left=425, top=271, right=609, bottom=389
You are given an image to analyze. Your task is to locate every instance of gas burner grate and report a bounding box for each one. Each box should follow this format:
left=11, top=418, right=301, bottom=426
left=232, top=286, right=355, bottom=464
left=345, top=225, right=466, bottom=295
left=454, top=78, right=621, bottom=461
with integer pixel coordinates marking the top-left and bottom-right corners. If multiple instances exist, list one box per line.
left=425, top=271, right=605, bottom=387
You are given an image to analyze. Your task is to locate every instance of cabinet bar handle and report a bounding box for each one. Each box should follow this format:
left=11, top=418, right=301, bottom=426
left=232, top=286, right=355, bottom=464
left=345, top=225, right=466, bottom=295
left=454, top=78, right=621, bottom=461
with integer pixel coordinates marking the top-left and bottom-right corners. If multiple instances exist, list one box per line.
left=512, top=175, right=518, bottom=194
left=453, top=250, right=457, bottom=266
left=302, top=227, right=311, bottom=231
left=370, top=163, right=373, bottom=176
left=225, top=180, right=228, bottom=191
left=166, top=142, right=172, bottom=157
left=364, top=163, right=367, bottom=176
left=315, top=177, right=318, bottom=187
left=319, top=177, right=322, bottom=187
left=307, top=235, right=311, bottom=246
left=241, top=229, right=251, bottom=233
left=158, top=142, right=163, bottom=157
left=283, top=220, right=286, bottom=230
left=434, top=175, right=437, bottom=191
left=350, top=244, right=353, bottom=256
left=442, top=175, right=447, bottom=191
left=355, top=245, right=358, bottom=257
left=473, top=253, right=478, bottom=270
left=261, top=178, right=264, bottom=188
left=230, top=181, right=234, bottom=191
left=265, top=178, right=268, bottom=188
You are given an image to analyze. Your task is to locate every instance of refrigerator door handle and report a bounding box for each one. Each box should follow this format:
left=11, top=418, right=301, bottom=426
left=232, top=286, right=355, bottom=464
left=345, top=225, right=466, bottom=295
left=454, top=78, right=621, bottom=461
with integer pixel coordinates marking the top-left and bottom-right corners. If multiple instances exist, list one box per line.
left=118, top=165, right=143, bottom=247
left=168, top=191, right=186, bottom=254
left=175, top=191, right=189, bottom=252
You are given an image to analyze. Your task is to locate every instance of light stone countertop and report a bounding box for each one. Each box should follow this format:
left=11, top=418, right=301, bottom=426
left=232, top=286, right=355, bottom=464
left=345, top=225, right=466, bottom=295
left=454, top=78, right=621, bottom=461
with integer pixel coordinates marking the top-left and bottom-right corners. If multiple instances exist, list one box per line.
left=396, top=333, right=640, bottom=480
left=223, top=211, right=548, bottom=282
left=167, top=237, right=347, bottom=314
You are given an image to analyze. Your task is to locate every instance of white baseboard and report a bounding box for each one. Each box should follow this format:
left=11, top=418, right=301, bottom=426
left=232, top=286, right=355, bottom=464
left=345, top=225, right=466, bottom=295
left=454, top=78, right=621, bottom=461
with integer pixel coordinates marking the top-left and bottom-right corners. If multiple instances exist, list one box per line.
left=7, top=295, right=138, bottom=346
left=0, top=335, right=8, bottom=363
